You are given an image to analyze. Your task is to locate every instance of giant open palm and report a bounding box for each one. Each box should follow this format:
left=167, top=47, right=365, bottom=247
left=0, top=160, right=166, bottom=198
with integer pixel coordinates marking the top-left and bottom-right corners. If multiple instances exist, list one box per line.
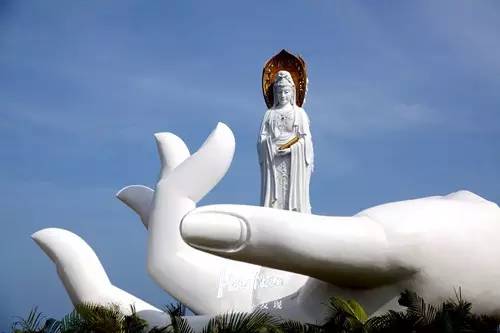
left=33, top=123, right=500, bottom=329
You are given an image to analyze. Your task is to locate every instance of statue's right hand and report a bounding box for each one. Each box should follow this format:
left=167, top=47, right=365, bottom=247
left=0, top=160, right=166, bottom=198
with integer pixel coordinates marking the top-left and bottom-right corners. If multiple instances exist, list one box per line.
left=276, top=147, right=291, bottom=155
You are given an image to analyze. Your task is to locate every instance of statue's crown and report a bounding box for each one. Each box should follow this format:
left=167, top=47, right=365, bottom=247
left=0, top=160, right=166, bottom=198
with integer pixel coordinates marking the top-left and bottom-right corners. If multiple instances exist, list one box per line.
left=274, top=70, right=295, bottom=88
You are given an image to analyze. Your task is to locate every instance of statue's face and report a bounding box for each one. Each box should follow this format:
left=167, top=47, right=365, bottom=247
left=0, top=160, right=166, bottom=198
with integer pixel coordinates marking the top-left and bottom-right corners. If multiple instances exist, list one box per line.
left=276, top=86, right=293, bottom=106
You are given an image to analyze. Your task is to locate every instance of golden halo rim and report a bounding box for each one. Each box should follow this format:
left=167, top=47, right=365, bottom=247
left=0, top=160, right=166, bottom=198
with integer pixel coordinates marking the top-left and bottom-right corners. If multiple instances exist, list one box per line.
left=262, top=49, right=308, bottom=108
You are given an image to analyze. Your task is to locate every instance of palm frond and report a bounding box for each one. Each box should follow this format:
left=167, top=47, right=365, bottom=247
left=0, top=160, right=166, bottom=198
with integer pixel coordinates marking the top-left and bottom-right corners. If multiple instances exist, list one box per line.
left=444, top=287, right=472, bottom=318
left=148, top=326, right=169, bottom=333
left=74, top=303, right=125, bottom=333
left=324, top=296, right=370, bottom=332
left=123, top=305, right=148, bottom=333
left=164, top=302, right=187, bottom=317
left=278, top=320, right=323, bottom=333
left=366, top=310, right=416, bottom=333
left=11, top=307, right=46, bottom=332
left=201, top=309, right=280, bottom=333
left=167, top=316, right=194, bottom=333
left=161, top=301, right=193, bottom=333
left=328, top=297, right=368, bottom=323
left=41, top=318, right=63, bottom=333
left=346, top=299, right=369, bottom=323
left=58, top=309, right=85, bottom=333
left=398, top=289, right=439, bottom=326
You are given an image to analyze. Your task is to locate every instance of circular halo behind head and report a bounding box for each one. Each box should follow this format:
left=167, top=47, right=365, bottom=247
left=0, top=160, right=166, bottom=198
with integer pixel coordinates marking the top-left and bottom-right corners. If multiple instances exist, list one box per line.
left=262, top=49, right=308, bottom=108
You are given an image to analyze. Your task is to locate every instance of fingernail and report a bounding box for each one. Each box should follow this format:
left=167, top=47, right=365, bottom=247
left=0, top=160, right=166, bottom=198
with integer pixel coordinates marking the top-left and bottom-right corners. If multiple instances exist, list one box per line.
left=181, top=212, right=247, bottom=252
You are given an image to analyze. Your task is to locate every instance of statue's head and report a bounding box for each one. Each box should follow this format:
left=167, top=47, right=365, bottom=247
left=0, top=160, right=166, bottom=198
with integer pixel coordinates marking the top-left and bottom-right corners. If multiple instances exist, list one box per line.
left=273, top=70, right=296, bottom=107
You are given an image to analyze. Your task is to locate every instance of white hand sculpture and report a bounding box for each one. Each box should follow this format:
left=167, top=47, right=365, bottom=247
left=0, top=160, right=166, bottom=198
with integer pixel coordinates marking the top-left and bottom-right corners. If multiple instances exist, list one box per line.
left=34, top=122, right=500, bottom=330
left=119, top=123, right=500, bottom=318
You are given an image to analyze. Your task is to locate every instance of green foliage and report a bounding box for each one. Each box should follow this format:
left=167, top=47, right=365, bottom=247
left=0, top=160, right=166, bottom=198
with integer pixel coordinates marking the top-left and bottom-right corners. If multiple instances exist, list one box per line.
left=201, top=310, right=280, bottom=333
left=11, top=304, right=150, bottom=333
left=163, top=303, right=187, bottom=318
left=122, top=306, right=149, bottom=333
left=11, top=307, right=46, bottom=333
left=277, top=320, right=322, bottom=333
left=10, top=307, right=62, bottom=333
left=56, top=309, right=85, bottom=333
left=73, top=303, right=125, bottom=332
left=368, top=288, right=500, bottom=333
left=163, top=302, right=193, bottom=333
left=323, top=297, right=370, bottom=333
left=10, top=290, right=500, bottom=333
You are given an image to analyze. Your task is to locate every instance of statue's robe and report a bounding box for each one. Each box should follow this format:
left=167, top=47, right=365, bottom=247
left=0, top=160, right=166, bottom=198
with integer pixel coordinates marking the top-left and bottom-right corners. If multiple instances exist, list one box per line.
left=258, top=106, right=314, bottom=213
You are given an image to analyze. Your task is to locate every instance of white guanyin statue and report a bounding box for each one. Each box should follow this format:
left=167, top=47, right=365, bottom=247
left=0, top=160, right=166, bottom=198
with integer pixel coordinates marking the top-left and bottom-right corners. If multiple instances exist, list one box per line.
left=258, top=54, right=314, bottom=213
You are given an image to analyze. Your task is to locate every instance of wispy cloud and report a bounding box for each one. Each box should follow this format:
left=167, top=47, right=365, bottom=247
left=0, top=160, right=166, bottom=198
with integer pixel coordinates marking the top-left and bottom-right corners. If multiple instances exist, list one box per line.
left=308, top=86, right=440, bottom=139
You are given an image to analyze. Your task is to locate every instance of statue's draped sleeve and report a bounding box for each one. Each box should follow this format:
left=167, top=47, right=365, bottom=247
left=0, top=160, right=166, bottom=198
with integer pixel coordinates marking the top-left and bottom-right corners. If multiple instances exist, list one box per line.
left=287, top=107, right=313, bottom=213
left=296, top=108, right=314, bottom=169
left=258, top=110, right=270, bottom=164
left=258, top=110, right=276, bottom=207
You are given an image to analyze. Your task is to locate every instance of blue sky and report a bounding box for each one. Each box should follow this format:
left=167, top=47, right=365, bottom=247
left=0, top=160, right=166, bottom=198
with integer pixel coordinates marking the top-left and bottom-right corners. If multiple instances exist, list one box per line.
left=1, top=0, right=499, bottom=329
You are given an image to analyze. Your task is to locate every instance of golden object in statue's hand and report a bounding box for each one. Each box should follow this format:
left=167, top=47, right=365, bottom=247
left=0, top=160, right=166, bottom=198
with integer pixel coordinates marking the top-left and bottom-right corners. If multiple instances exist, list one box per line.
left=278, top=136, right=300, bottom=150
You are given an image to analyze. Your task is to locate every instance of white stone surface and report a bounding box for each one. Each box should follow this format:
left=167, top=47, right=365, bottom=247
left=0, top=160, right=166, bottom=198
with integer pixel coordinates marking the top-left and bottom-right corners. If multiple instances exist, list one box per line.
left=33, top=123, right=500, bottom=330
left=31, top=228, right=169, bottom=328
